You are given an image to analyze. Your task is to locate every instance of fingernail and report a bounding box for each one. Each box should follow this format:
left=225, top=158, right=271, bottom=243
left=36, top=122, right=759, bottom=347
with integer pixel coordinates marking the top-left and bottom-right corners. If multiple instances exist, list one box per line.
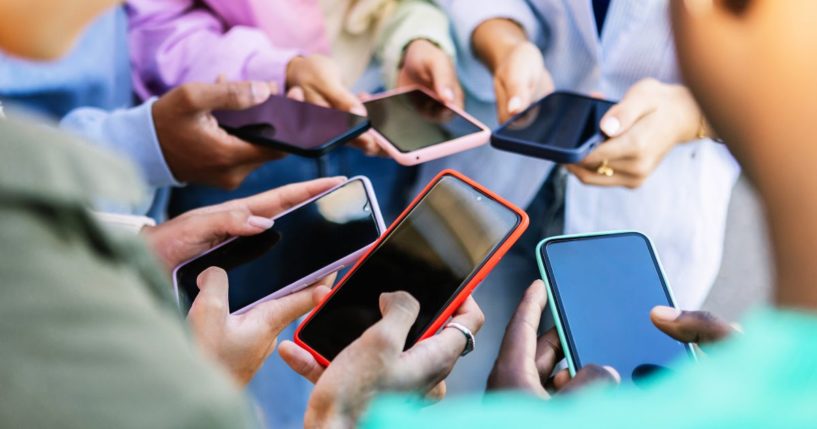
left=603, top=366, right=622, bottom=383
left=731, top=322, right=744, bottom=334
left=248, top=216, right=274, bottom=229
left=507, top=96, right=522, bottom=114
left=351, top=105, right=367, bottom=116
left=250, top=81, right=271, bottom=103
left=442, top=87, right=455, bottom=102
left=600, top=116, right=621, bottom=136
left=652, top=306, right=681, bottom=321
left=332, top=175, right=348, bottom=181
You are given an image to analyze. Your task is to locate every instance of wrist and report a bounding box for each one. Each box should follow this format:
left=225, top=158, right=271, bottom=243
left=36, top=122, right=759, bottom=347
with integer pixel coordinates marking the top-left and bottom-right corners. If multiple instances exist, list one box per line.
left=472, top=18, right=529, bottom=73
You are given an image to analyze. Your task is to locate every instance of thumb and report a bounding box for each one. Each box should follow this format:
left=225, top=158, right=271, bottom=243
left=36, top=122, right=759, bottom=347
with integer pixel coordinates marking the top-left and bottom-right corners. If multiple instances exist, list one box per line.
left=599, top=80, right=658, bottom=137
left=191, top=267, right=231, bottom=321
left=362, top=291, right=420, bottom=354
left=192, top=208, right=275, bottom=242
left=180, top=81, right=274, bottom=112
left=650, top=307, right=734, bottom=344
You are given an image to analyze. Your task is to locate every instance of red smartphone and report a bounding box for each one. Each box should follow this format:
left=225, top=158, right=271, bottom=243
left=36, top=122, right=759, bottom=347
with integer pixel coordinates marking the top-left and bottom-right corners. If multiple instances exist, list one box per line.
left=295, top=170, right=529, bottom=366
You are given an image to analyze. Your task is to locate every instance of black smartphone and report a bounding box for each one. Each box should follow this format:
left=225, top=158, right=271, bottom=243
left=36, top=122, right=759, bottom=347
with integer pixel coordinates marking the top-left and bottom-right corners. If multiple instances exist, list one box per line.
left=363, top=88, right=489, bottom=165
left=173, top=177, right=385, bottom=314
left=537, top=232, right=696, bottom=384
left=492, top=91, right=615, bottom=163
left=213, top=95, right=370, bottom=157
left=296, top=171, right=528, bottom=365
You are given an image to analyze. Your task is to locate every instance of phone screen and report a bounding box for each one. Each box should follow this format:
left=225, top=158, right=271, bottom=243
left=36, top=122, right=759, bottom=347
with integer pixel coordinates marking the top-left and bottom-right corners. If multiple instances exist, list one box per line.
left=175, top=179, right=381, bottom=313
left=213, top=95, right=368, bottom=151
left=364, top=90, right=483, bottom=152
left=541, top=232, right=692, bottom=383
left=299, top=175, right=521, bottom=361
left=500, top=92, right=614, bottom=149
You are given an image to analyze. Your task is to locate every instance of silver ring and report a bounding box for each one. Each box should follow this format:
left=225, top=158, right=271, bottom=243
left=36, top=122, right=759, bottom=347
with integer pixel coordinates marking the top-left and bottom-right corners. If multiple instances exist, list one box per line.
left=445, top=322, right=475, bottom=356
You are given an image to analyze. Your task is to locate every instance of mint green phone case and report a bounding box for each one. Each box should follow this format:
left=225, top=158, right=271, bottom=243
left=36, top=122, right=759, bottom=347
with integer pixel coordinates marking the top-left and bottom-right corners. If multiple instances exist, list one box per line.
left=535, top=230, right=693, bottom=377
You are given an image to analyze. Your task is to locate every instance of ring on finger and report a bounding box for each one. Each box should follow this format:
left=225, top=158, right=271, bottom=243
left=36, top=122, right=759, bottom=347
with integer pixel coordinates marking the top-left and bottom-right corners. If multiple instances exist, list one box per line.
left=444, top=322, right=475, bottom=356
left=596, top=159, right=615, bottom=177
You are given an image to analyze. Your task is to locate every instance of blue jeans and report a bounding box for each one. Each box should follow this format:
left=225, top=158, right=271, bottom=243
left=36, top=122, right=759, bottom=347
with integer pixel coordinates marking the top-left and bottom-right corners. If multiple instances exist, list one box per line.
left=169, top=147, right=415, bottom=429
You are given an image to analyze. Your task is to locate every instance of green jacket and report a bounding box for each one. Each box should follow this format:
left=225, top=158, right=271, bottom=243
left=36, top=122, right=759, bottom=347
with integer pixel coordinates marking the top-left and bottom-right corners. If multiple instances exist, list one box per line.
left=0, top=118, right=256, bottom=428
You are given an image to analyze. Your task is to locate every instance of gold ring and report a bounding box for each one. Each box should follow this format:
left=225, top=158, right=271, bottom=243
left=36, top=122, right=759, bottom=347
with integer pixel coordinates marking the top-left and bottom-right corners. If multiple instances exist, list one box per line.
left=596, top=159, right=615, bottom=177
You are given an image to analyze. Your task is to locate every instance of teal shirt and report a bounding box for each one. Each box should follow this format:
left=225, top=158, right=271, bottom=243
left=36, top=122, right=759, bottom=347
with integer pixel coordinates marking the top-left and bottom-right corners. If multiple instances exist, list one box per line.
left=363, top=309, right=817, bottom=428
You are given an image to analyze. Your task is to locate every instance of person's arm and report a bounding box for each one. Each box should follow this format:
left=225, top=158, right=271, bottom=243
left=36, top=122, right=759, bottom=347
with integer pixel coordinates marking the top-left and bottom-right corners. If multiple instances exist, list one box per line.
left=60, top=99, right=180, bottom=188
left=126, top=0, right=300, bottom=98
left=376, top=0, right=457, bottom=96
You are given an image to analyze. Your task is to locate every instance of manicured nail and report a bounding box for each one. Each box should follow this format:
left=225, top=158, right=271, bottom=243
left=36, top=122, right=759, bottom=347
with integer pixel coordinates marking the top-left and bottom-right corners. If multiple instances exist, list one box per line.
left=600, top=116, right=621, bottom=136
left=652, top=306, right=681, bottom=321
left=442, top=87, right=455, bottom=102
left=507, top=96, right=522, bottom=114
left=603, top=366, right=622, bottom=383
left=351, top=105, right=367, bottom=116
left=731, top=322, right=744, bottom=334
left=250, top=81, right=271, bottom=103
left=248, top=216, right=274, bottom=230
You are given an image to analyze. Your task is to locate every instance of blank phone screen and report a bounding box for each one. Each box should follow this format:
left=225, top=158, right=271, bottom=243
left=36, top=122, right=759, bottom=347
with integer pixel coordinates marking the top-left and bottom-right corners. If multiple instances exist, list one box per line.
left=175, top=179, right=381, bottom=313
left=499, top=92, right=614, bottom=148
left=542, top=232, right=692, bottom=383
left=299, top=175, right=521, bottom=361
left=364, top=90, right=482, bottom=152
left=214, top=95, right=368, bottom=150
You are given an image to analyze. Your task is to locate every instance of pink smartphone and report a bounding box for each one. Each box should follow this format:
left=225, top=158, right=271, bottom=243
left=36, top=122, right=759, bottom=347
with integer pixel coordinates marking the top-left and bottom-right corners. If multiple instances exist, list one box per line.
left=363, top=86, right=490, bottom=166
left=172, top=177, right=386, bottom=314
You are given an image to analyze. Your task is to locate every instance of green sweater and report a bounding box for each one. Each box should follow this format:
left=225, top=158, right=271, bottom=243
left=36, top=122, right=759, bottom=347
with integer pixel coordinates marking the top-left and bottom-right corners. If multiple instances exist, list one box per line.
left=0, top=118, right=257, bottom=428
left=363, top=308, right=817, bottom=428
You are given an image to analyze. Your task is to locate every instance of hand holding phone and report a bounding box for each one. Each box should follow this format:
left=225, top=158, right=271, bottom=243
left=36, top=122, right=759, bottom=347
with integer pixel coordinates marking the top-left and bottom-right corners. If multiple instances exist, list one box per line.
left=536, top=231, right=695, bottom=384
left=363, top=87, right=490, bottom=165
left=214, top=95, right=370, bottom=157
left=295, top=170, right=529, bottom=365
left=491, top=91, right=615, bottom=164
left=173, top=177, right=386, bottom=314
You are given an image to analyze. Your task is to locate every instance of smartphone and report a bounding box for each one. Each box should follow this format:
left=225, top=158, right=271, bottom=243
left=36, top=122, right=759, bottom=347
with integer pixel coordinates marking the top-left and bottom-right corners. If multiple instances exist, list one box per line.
left=295, top=170, right=529, bottom=365
left=491, top=91, right=615, bottom=163
left=536, top=231, right=696, bottom=384
left=363, top=87, right=490, bottom=166
left=213, top=95, right=371, bottom=157
left=173, top=177, right=386, bottom=314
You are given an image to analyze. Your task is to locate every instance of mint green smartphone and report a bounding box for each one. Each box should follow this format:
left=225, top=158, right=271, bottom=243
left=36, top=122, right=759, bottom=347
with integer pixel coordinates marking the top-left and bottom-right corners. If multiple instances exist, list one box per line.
left=536, top=231, right=695, bottom=382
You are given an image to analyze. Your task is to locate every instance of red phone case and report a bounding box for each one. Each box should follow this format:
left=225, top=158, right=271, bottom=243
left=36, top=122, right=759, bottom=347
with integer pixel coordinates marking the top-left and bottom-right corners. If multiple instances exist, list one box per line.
left=294, top=169, right=530, bottom=366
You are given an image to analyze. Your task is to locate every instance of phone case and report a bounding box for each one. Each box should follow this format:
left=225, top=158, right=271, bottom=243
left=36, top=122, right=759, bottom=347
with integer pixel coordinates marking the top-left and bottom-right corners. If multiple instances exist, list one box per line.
left=221, top=118, right=371, bottom=158
left=491, top=91, right=610, bottom=164
left=295, top=169, right=530, bottom=366
left=364, top=86, right=491, bottom=166
left=535, top=231, right=696, bottom=377
left=171, top=176, right=387, bottom=315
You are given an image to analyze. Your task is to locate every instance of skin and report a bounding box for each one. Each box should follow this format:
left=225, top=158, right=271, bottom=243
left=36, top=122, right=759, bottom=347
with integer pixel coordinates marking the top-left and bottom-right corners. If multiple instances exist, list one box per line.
left=280, top=292, right=484, bottom=429
left=471, top=17, right=712, bottom=188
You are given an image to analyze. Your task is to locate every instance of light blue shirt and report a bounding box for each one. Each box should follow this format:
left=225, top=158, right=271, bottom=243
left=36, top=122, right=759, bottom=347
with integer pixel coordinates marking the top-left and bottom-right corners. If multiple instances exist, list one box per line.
left=0, top=8, right=177, bottom=215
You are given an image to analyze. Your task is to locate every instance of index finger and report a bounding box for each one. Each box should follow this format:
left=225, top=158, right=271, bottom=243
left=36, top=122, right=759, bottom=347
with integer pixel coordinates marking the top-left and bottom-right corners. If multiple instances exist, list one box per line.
left=227, top=177, right=348, bottom=218
left=184, top=81, right=274, bottom=111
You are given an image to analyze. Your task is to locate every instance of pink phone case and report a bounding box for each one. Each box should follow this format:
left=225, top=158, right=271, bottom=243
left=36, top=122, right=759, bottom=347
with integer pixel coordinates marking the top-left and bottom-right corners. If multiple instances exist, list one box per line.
left=364, top=86, right=490, bottom=166
left=171, top=176, right=386, bottom=314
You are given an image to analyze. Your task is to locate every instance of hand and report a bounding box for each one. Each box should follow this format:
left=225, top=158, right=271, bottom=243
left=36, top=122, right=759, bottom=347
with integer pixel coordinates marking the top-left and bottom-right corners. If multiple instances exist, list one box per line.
left=566, top=79, right=703, bottom=188
left=492, top=41, right=554, bottom=124
left=487, top=280, right=620, bottom=397
left=396, top=39, right=464, bottom=109
left=650, top=306, right=738, bottom=349
left=188, top=267, right=335, bottom=385
left=279, top=293, right=484, bottom=428
left=142, top=177, right=346, bottom=271
left=152, top=81, right=286, bottom=189
left=285, top=55, right=380, bottom=155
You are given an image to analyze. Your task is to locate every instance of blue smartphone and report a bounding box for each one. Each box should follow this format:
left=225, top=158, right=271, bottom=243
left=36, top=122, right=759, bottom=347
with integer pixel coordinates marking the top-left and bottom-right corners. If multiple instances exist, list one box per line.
left=214, top=95, right=371, bottom=158
left=491, top=91, right=614, bottom=163
left=536, top=231, right=695, bottom=384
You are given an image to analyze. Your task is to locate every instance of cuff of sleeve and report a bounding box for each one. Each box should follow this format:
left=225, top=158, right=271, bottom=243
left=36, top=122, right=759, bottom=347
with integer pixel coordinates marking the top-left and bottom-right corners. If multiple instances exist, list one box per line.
left=448, top=0, right=544, bottom=62
left=61, top=99, right=182, bottom=188
left=244, top=47, right=303, bottom=93
left=380, top=10, right=456, bottom=88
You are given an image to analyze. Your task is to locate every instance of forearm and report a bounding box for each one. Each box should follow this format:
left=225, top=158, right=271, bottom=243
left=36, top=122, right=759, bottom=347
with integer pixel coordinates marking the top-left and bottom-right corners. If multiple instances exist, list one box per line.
left=376, top=0, right=456, bottom=87
left=472, top=18, right=529, bottom=74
